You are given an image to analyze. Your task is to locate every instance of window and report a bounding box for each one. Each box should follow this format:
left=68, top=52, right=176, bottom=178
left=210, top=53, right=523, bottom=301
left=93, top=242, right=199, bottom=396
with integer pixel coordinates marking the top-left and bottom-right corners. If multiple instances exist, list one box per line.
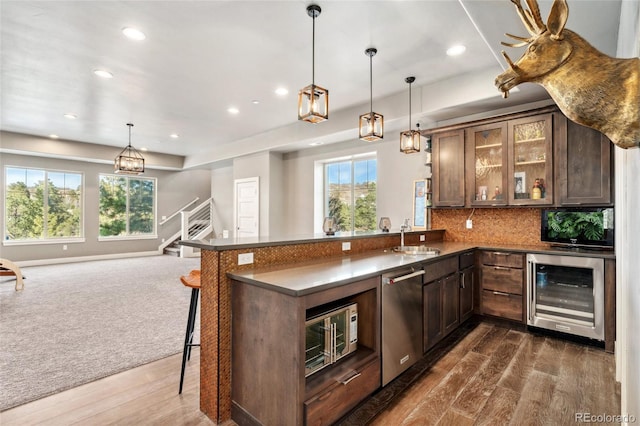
left=4, top=167, right=83, bottom=242
left=99, top=174, right=156, bottom=238
left=324, top=155, right=377, bottom=232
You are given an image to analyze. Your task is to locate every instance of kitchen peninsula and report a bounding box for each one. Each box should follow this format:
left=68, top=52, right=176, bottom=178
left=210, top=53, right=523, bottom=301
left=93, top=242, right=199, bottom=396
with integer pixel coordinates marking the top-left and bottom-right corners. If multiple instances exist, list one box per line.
left=180, top=230, right=615, bottom=425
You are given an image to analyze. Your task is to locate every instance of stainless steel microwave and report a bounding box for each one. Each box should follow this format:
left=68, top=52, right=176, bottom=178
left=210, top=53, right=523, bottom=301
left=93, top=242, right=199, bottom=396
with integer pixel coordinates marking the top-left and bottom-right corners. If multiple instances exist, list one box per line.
left=305, top=303, right=358, bottom=377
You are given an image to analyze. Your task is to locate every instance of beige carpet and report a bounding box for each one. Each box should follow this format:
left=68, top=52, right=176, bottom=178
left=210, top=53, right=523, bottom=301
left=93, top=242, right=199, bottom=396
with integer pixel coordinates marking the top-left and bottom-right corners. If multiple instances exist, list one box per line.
left=0, top=255, right=200, bottom=411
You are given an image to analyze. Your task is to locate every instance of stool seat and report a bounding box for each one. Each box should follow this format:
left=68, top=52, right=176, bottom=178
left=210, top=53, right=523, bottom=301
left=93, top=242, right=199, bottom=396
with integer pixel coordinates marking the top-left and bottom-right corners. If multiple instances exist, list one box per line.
left=179, top=269, right=201, bottom=394
left=180, top=270, right=201, bottom=289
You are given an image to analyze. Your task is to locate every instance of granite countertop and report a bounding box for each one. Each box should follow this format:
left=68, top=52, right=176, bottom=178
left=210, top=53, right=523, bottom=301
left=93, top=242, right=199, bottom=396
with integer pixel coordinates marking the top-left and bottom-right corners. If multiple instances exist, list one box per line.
left=227, top=241, right=615, bottom=297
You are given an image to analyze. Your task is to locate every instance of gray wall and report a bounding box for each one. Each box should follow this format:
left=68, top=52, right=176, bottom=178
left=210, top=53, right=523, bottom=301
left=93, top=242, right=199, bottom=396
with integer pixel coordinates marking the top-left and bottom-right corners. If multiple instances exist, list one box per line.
left=1, top=152, right=211, bottom=263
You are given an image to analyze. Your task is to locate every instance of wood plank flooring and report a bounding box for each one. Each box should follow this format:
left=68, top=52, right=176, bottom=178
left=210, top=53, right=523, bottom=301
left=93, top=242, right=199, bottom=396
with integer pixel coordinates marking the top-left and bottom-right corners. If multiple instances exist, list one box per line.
left=1, top=320, right=620, bottom=426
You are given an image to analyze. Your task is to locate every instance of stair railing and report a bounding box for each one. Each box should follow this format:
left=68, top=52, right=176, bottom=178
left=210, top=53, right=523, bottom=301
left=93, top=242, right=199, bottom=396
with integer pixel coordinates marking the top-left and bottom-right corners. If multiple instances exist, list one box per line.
left=180, top=198, right=214, bottom=257
left=159, top=197, right=199, bottom=226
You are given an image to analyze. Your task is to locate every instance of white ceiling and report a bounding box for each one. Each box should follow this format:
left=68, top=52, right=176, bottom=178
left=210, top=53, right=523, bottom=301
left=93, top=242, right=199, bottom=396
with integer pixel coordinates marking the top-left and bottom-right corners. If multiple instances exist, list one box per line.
left=0, top=0, right=622, bottom=168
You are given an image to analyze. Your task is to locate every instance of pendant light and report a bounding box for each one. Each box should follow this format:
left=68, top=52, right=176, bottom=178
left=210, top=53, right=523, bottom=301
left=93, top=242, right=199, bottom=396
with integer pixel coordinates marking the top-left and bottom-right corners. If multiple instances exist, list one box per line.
left=298, top=4, right=328, bottom=123
left=400, top=76, right=421, bottom=154
left=114, top=123, right=145, bottom=174
left=359, top=47, right=383, bottom=141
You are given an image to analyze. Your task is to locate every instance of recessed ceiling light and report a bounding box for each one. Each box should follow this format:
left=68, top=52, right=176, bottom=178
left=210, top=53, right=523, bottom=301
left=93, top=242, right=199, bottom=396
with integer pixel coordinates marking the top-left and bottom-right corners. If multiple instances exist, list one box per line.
left=252, top=100, right=260, bottom=105
left=446, top=44, right=466, bottom=56
left=122, top=27, right=146, bottom=41
left=49, top=134, right=59, bottom=139
left=93, top=69, right=114, bottom=79
left=227, top=107, right=239, bottom=114
left=140, top=147, right=148, bottom=151
left=309, top=141, right=324, bottom=146
left=170, top=133, right=179, bottom=139
left=275, top=87, right=288, bottom=96
left=64, top=113, right=77, bottom=119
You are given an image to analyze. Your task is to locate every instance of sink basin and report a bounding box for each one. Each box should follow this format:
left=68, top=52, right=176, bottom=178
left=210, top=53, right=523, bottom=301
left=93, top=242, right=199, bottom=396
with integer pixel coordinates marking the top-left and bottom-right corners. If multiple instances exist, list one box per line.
left=391, top=245, right=440, bottom=255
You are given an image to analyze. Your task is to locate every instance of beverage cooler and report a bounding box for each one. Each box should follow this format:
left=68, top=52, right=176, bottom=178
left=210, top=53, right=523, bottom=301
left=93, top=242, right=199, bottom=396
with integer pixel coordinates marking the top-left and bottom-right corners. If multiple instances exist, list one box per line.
left=526, top=253, right=604, bottom=341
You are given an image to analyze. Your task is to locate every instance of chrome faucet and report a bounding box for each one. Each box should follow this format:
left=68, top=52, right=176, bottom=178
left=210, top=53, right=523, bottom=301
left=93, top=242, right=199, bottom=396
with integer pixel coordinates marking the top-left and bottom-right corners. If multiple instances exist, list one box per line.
left=400, top=218, right=411, bottom=248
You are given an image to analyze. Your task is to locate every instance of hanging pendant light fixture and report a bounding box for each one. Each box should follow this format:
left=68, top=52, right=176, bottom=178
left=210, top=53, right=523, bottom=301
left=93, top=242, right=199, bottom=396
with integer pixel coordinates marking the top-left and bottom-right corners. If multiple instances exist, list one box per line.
left=114, top=123, right=145, bottom=175
left=359, top=47, right=384, bottom=141
left=400, top=76, right=421, bottom=154
left=298, top=4, right=328, bottom=123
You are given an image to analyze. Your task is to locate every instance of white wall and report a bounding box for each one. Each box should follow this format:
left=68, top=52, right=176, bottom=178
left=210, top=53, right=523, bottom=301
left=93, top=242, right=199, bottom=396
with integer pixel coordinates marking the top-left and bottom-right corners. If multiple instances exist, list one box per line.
left=616, top=0, right=640, bottom=420
left=282, top=137, right=429, bottom=235
left=210, top=164, right=234, bottom=237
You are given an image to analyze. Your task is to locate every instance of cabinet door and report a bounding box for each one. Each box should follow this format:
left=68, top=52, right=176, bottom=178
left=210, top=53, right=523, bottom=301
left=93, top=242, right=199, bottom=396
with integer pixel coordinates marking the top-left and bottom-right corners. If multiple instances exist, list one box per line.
left=423, top=279, right=443, bottom=352
left=460, top=266, right=474, bottom=322
left=433, top=129, right=465, bottom=207
left=466, top=122, right=508, bottom=206
left=556, top=116, right=613, bottom=206
left=508, top=114, right=554, bottom=205
left=442, top=273, right=460, bottom=336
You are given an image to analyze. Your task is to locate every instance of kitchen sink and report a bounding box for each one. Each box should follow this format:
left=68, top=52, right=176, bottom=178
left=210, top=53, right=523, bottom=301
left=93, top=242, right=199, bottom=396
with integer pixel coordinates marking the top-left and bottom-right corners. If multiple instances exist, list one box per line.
left=391, top=245, right=440, bottom=255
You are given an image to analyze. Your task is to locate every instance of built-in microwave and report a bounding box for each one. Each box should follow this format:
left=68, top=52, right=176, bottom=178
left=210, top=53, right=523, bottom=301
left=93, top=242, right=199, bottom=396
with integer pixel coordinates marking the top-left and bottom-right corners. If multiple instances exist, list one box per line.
left=305, top=303, right=358, bottom=377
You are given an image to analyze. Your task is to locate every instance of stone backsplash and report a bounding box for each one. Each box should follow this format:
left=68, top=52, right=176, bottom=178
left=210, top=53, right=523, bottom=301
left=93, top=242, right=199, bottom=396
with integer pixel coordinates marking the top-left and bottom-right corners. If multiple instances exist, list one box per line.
left=432, top=207, right=548, bottom=247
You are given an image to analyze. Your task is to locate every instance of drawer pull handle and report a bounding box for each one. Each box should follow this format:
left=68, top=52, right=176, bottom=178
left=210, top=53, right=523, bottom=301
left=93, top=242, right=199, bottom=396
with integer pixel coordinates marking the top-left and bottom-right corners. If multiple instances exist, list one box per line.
left=339, top=371, right=362, bottom=385
left=494, top=266, right=510, bottom=271
left=493, top=291, right=510, bottom=296
left=493, top=252, right=511, bottom=256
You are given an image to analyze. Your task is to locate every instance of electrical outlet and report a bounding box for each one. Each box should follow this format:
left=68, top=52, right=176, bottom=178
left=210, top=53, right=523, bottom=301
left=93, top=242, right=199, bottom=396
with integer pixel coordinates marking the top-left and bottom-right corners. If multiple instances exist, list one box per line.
left=161, top=215, right=167, bottom=220
left=342, top=242, right=351, bottom=251
left=161, top=238, right=165, bottom=243
left=466, top=219, right=473, bottom=229
left=420, top=235, right=426, bottom=242
left=63, top=245, right=68, bottom=250
left=238, top=252, right=254, bottom=265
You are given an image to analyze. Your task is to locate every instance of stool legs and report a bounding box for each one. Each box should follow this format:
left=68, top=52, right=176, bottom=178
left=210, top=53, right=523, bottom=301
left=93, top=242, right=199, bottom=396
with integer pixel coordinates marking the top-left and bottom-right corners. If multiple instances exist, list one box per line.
left=179, top=287, right=200, bottom=394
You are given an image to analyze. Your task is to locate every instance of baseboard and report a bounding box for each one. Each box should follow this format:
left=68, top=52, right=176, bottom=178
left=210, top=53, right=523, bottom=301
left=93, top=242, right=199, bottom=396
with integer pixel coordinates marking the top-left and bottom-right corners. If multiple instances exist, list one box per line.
left=15, top=250, right=164, bottom=267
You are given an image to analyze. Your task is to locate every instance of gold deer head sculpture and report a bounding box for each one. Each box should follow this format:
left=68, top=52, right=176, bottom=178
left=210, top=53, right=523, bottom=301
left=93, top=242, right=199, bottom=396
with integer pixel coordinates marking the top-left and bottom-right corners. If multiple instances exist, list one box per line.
left=495, top=0, right=639, bottom=149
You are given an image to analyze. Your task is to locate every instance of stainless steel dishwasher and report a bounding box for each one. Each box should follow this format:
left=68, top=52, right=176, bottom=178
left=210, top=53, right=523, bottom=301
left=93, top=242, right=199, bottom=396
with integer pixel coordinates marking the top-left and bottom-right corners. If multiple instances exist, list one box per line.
left=381, top=266, right=425, bottom=386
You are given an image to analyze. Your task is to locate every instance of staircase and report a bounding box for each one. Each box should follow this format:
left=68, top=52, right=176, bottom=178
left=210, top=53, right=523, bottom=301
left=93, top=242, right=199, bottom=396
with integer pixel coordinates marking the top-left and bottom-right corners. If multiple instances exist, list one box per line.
left=160, top=197, right=219, bottom=257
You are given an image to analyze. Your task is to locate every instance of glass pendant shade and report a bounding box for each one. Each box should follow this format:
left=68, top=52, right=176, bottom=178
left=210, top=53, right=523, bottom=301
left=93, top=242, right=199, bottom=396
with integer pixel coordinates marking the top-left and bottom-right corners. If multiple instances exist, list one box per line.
left=298, top=84, right=329, bottom=123
left=359, top=111, right=384, bottom=141
left=359, top=47, right=383, bottom=141
left=400, top=76, right=421, bottom=154
left=323, top=217, right=337, bottom=235
left=400, top=129, right=421, bottom=153
left=115, top=123, right=145, bottom=175
left=298, top=4, right=328, bottom=123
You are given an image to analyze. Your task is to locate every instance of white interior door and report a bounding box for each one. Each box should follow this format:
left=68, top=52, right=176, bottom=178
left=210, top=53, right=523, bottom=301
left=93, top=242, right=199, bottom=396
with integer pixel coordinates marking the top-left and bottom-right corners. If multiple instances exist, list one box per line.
left=234, top=177, right=259, bottom=238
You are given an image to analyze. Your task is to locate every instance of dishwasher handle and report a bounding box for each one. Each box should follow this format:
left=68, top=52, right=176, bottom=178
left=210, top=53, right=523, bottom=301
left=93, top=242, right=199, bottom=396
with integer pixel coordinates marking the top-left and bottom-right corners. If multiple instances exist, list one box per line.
left=383, top=270, right=425, bottom=285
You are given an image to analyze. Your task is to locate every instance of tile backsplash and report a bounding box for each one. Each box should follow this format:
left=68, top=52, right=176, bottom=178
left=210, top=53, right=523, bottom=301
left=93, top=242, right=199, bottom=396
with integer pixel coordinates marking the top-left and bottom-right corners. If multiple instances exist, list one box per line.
left=432, top=207, right=547, bottom=246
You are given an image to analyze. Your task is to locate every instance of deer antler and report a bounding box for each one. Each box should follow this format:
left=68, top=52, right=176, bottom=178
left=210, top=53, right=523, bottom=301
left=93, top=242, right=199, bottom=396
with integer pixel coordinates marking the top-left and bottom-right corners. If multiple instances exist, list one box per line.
left=511, top=0, right=547, bottom=36
left=525, top=0, right=546, bottom=33
left=501, top=33, right=533, bottom=48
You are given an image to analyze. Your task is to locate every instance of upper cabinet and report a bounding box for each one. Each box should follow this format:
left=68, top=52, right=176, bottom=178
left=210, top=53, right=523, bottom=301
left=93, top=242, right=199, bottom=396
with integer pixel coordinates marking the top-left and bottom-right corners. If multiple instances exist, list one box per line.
left=556, top=115, right=614, bottom=206
left=430, top=106, right=613, bottom=209
left=507, top=114, right=554, bottom=206
left=465, top=122, right=508, bottom=207
left=432, top=129, right=465, bottom=207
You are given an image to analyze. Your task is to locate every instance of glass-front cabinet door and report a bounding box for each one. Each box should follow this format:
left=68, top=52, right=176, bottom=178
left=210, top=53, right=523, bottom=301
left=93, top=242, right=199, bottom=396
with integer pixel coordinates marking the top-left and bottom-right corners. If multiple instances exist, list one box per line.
left=508, top=114, right=554, bottom=205
left=465, top=122, right=508, bottom=206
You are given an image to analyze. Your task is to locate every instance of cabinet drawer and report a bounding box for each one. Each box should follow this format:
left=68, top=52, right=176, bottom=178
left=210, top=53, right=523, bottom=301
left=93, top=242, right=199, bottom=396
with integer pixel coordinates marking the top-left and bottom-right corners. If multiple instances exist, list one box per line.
left=481, top=265, right=524, bottom=295
left=424, top=256, right=458, bottom=283
left=305, top=359, right=380, bottom=426
left=459, top=251, right=475, bottom=269
left=481, top=251, right=524, bottom=269
left=482, top=290, right=523, bottom=322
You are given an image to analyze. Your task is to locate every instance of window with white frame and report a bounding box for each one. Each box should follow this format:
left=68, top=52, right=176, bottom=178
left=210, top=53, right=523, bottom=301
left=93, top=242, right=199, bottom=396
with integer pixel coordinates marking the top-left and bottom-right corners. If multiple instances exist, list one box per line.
left=98, top=174, right=156, bottom=238
left=4, top=167, right=83, bottom=242
left=324, top=155, right=377, bottom=232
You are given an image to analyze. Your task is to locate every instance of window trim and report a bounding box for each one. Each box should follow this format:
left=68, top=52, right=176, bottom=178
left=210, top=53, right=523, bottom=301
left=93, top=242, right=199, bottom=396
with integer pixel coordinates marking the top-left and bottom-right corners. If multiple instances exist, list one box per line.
left=3, top=165, right=85, bottom=243
left=319, top=153, right=377, bottom=233
left=98, top=173, right=158, bottom=240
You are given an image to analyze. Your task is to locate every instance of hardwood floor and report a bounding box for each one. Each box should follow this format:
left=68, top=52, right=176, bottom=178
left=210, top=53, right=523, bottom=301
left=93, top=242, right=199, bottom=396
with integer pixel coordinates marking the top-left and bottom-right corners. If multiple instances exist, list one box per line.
left=0, top=321, right=620, bottom=426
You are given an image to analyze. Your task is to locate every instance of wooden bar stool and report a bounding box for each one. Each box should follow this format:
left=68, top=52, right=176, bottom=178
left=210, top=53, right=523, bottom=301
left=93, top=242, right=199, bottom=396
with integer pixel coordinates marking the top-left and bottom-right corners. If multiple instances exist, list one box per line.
left=179, top=269, right=201, bottom=394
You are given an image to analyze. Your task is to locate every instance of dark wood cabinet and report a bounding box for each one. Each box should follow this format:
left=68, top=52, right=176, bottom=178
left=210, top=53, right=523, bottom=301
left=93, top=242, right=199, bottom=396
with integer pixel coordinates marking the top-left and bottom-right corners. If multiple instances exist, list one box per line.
left=432, top=129, right=465, bottom=207
left=423, top=256, right=459, bottom=352
left=480, top=251, right=525, bottom=323
left=556, top=116, right=614, bottom=206
left=459, top=251, right=475, bottom=322
left=231, top=276, right=381, bottom=426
